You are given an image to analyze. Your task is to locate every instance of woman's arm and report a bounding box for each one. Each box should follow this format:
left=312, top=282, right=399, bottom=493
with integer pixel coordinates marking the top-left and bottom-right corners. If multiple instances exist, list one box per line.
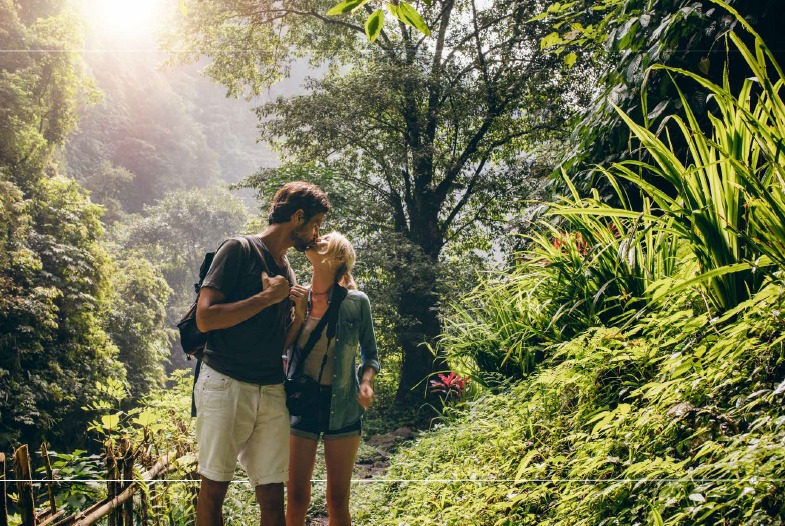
left=358, top=292, right=381, bottom=377
left=358, top=366, right=377, bottom=409
left=355, top=293, right=379, bottom=409
left=284, top=285, right=309, bottom=352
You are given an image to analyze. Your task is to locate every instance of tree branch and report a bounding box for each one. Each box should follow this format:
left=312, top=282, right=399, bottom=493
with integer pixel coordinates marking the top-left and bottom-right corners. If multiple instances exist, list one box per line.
left=439, top=154, right=489, bottom=235
left=444, top=193, right=499, bottom=244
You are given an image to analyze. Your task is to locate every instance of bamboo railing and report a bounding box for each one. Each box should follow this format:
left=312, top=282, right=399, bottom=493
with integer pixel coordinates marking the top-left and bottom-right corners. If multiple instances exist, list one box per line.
left=2, top=443, right=196, bottom=526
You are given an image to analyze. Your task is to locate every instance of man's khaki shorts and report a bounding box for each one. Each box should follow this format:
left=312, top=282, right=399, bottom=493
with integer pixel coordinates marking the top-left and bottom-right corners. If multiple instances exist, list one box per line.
left=194, top=363, right=289, bottom=486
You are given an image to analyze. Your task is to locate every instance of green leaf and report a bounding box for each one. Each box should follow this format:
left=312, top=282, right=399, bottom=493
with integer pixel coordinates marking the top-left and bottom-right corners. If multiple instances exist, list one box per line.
left=689, top=493, right=706, bottom=503
left=650, top=507, right=664, bottom=526
left=327, top=0, right=369, bottom=16
left=387, top=1, right=430, bottom=36
left=540, top=32, right=562, bottom=50
left=133, top=410, right=156, bottom=428
left=365, top=10, right=385, bottom=42
left=699, top=56, right=710, bottom=75
left=564, top=52, right=577, bottom=68
left=650, top=262, right=753, bottom=302
left=101, top=413, right=120, bottom=431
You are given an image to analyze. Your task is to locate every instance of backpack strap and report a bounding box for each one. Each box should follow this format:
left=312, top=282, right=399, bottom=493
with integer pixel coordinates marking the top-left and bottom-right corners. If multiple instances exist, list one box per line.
left=240, top=235, right=296, bottom=286
left=238, top=235, right=268, bottom=274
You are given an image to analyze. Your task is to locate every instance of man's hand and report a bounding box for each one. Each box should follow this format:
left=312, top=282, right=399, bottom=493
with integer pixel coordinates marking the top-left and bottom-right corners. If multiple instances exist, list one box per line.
left=262, top=271, right=290, bottom=304
left=289, top=285, right=309, bottom=320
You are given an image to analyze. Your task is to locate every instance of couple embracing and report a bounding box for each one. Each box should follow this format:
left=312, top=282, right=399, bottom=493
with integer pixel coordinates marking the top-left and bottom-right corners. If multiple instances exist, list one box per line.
left=193, top=182, right=380, bottom=525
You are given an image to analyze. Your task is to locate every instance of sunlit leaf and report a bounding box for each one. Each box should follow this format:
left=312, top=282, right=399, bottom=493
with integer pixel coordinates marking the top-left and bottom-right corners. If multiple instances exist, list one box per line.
left=101, top=413, right=120, bottom=431
left=365, top=9, right=385, bottom=42
left=387, top=1, right=430, bottom=36
left=327, top=0, right=369, bottom=16
left=133, top=411, right=156, bottom=428
left=540, top=32, right=562, bottom=50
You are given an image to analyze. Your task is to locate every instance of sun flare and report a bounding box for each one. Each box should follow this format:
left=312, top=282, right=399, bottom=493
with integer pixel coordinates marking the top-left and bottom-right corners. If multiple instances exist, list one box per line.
left=84, top=0, right=164, bottom=41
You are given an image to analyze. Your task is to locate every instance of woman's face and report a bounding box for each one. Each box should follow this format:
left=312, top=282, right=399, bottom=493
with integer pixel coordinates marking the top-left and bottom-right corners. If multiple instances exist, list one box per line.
left=305, top=236, right=333, bottom=269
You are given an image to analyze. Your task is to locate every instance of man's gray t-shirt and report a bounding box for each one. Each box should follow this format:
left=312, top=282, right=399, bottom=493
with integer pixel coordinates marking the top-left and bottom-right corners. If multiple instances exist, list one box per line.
left=200, top=236, right=293, bottom=385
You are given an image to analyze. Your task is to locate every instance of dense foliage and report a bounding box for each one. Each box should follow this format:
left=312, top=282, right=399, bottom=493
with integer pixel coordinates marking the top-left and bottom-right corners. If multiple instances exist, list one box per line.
left=3, top=1, right=785, bottom=524
left=109, top=187, right=250, bottom=371
left=1, top=0, right=269, bottom=452
left=355, top=294, right=785, bottom=523
left=539, top=0, right=785, bottom=194
left=351, top=13, right=785, bottom=525
left=0, top=0, right=126, bottom=450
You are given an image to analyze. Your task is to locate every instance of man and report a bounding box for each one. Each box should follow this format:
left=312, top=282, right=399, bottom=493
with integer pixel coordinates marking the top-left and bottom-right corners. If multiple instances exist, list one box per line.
left=194, top=181, right=330, bottom=526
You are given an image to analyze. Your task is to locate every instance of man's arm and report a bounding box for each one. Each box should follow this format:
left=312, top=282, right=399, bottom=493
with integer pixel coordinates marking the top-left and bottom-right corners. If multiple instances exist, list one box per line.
left=196, top=272, right=289, bottom=332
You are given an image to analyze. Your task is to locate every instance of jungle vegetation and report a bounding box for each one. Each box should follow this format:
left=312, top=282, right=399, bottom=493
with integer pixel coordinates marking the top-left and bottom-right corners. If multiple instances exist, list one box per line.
left=1, top=0, right=783, bottom=524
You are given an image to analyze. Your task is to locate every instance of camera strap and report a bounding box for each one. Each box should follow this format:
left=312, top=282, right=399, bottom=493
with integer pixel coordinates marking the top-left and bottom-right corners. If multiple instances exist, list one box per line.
left=287, top=284, right=347, bottom=379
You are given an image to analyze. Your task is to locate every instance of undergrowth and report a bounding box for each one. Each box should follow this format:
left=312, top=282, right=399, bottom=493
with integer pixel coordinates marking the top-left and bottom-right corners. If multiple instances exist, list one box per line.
left=352, top=283, right=785, bottom=525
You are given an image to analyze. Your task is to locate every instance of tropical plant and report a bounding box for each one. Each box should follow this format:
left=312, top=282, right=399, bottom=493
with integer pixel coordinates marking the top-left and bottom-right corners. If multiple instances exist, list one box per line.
left=534, top=0, right=785, bottom=197
left=600, top=8, right=785, bottom=309
left=354, top=279, right=785, bottom=525
left=441, top=175, right=681, bottom=383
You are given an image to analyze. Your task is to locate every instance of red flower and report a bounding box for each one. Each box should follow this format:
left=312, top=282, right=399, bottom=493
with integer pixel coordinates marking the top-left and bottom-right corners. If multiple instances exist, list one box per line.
left=430, top=372, right=469, bottom=398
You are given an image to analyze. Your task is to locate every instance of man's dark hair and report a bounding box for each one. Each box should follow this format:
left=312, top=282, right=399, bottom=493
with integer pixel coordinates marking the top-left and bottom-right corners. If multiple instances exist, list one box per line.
left=268, top=181, right=331, bottom=224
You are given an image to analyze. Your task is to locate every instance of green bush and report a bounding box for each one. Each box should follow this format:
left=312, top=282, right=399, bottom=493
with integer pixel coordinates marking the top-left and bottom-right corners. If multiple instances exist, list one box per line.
left=441, top=183, right=681, bottom=384
left=354, top=284, right=785, bottom=525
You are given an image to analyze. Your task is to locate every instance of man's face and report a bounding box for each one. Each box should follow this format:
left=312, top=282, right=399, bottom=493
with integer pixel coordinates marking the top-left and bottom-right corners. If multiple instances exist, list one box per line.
left=291, top=212, right=325, bottom=252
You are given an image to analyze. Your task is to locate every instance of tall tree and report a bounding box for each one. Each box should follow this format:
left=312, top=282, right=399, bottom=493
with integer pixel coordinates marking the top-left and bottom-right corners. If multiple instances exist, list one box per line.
left=175, top=0, right=584, bottom=401
left=106, top=258, right=173, bottom=403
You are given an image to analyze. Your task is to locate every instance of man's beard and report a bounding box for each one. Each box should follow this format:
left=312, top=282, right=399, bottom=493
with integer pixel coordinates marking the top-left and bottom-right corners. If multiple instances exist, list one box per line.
left=291, top=228, right=315, bottom=252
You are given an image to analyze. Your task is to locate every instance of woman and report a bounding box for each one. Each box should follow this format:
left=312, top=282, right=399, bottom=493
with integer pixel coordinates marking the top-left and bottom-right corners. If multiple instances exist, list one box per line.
left=285, top=232, right=380, bottom=526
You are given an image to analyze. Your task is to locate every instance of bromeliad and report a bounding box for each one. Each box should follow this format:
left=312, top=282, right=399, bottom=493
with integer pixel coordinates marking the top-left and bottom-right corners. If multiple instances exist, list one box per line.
left=430, top=372, right=469, bottom=399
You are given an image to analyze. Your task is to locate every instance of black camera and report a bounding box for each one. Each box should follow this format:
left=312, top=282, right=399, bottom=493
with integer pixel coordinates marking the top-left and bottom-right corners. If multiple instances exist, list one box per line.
left=285, top=375, right=319, bottom=417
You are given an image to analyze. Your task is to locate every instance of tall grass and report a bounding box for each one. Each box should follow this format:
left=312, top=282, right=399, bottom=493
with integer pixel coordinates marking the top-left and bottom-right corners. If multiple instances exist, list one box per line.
left=604, top=4, right=785, bottom=309
left=441, top=176, right=681, bottom=383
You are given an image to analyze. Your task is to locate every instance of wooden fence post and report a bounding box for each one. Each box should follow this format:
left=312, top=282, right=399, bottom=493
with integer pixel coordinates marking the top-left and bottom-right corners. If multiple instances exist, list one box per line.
left=13, top=445, right=36, bottom=526
left=149, top=479, right=161, bottom=526
left=0, top=452, right=8, bottom=526
left=119, top=439, right=133, bottom=526
left=39, top=444, right=57, bottom=515
left=187, top=470, right=199, bottom=525
left=105, top=442, right=118, bottom=526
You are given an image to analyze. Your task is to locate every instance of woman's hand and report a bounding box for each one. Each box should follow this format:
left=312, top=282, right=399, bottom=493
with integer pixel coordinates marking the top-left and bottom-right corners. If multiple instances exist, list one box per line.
left=289, top=285, right=309, bottom=320
left=358, top=381, right=375, bottom=409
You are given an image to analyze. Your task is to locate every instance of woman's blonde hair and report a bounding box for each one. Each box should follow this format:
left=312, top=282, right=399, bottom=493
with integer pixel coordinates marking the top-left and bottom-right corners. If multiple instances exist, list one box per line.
left=318, top=231, right=357, bottom=290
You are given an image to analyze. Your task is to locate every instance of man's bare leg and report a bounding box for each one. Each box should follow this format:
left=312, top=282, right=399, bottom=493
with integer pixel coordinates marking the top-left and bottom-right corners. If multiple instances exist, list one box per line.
left=256, top=482, right=285, bottom=526
left=197, top=476, right=229, bottom=526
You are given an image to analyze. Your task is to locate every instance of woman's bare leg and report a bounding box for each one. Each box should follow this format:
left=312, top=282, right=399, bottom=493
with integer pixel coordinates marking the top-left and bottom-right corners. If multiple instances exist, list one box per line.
left=286, top=434, right=319, bottom=526
left=323, top=435, right=361, bottom=526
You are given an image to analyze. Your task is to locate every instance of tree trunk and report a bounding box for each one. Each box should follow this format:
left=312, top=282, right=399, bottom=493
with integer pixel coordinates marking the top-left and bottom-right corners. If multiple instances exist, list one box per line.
left=394, top=213, right=447, bottom=403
